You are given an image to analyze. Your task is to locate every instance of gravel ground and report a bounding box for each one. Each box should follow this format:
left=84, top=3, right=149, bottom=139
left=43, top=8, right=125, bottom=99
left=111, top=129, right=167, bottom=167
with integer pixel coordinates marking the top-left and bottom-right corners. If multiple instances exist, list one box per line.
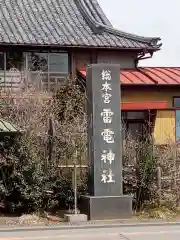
left=0, top=213, right=180, bottom=229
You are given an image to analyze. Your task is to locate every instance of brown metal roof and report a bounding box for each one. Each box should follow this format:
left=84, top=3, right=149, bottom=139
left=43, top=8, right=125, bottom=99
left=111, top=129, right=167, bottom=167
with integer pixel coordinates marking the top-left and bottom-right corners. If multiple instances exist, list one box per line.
left=80, top=67, right=180, bottom=85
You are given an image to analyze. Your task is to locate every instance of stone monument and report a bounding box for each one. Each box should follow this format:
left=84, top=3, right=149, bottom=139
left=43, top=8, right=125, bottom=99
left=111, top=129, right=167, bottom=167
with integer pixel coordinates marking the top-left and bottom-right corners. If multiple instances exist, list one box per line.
left=80, top=64, right=132, bottom=220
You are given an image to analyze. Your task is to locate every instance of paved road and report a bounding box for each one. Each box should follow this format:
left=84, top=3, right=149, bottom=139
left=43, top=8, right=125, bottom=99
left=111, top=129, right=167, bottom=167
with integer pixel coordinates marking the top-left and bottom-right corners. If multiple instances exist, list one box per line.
left=0, top=224, right=180, bottom=240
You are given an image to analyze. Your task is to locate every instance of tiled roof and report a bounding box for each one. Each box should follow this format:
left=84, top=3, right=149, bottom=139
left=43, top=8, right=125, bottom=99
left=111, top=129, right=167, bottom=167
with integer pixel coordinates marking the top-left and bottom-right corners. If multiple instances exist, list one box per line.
left=80, top=67, right=180, bottom=85
left=0, top=0, right=161, bottom=49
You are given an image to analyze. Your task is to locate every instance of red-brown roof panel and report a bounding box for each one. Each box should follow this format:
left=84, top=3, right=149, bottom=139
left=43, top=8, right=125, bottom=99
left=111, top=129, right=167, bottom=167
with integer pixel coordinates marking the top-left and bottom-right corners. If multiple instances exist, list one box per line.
left=158, top=68, right=180, bottom=84
left=166, top=68, right=180, bottom=84
left=119, top=72, right=132, bottom=84
left=131, top=70, right=153, bottom=84
left=146, top=68, right=176, bottom=84
left=140, top=68, right=166, bottom=84
left=121, top=71, right=144, bottom=84
left=79, top=67, right=180, bottom=85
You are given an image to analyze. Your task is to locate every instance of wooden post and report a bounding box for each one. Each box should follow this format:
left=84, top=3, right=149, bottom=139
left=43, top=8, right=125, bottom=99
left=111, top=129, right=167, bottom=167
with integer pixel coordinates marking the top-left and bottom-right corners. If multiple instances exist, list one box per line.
left=73, top=150, right=78, bottom=215
left=157, top=167, right=162, bottom=204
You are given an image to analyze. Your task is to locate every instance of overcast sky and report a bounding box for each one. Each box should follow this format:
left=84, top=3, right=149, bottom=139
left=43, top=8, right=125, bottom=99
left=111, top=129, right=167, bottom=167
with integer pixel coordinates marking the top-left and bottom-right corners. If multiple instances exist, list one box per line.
left=98, top=0, right=179, bottom=67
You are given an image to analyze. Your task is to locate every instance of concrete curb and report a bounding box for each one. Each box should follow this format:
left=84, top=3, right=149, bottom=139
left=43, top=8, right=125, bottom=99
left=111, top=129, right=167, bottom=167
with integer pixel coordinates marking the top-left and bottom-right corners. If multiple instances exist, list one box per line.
left=0, top=221, right=180, bottom=232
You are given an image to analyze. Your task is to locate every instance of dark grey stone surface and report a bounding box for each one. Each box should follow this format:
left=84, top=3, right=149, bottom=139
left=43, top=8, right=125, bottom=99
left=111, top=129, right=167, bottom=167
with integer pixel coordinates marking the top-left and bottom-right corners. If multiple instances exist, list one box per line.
left=86, top=64, right=122, bottom=197
left=80, top=195, right=132, bottom=220
left=82, top=63, right=132, bottom=220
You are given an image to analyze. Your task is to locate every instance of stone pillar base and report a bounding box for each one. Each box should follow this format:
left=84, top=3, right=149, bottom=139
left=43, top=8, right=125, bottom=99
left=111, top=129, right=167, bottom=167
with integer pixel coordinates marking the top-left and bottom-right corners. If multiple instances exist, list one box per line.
left=80, top=195, right=132, bottom=221
left=64, top=214, right=88, bottom=223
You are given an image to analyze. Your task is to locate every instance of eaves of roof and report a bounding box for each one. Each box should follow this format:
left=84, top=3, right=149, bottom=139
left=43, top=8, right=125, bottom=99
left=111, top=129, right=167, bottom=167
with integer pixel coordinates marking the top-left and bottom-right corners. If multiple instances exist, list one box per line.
left=0, top=0, right=162, bottom=50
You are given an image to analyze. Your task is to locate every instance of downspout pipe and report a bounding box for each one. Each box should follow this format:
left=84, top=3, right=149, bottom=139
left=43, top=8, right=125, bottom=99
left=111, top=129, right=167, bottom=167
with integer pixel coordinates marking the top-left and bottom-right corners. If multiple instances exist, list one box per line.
left=135, top=51, right=153, bottom=67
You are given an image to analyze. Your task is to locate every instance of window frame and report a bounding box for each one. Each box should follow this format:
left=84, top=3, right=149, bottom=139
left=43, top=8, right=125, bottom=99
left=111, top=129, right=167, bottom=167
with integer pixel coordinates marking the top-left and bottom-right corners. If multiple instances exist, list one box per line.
left=27, top=52, right=48, bottom=72
left=6, top=51, right=25, bottom=71
left=48, top=52, right=69, bottom=74
left=173, top=97, right=180, bottom=141
left=122, top=110, right=148, bottom=121
left=173, top=97, right=180, bottom=108
left=122, top=110, right=150, bottom=141
left=175, top=110, right=180, bottom=142
left=0, top=52, right=4, bottom=71
left=26, top=51, right=70, bottom=91
left=27, top=52, right=69, bottom=74
left=0, top=50, right=70, bottom=92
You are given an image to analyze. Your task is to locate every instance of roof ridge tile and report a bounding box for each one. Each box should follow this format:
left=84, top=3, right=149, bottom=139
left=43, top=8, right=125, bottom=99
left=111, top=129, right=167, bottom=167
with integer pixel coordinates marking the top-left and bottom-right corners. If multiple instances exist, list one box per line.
left=76, top=0, right=161, bottom=47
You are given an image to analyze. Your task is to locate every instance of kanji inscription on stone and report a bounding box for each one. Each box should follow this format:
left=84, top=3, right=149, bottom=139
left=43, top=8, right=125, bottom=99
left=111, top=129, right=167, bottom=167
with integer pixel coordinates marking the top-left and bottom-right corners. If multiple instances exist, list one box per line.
left=86, top=64, right=122, bottom=196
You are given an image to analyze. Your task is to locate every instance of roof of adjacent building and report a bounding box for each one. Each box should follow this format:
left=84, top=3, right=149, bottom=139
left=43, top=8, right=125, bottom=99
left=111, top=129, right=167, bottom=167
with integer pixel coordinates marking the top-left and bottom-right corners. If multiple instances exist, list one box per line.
left=80, top=67, right=180, bottom=85
left=0, top=119, right=19, bottom=133
left=0, top=0, right=161, bottom=49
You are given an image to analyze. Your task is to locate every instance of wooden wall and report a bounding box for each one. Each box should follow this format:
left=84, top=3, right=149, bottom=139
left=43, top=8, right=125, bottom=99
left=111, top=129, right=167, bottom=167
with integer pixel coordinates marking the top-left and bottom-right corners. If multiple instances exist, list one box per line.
left=97, top=51, right=136, bottom=68
left=122, top=89, right=180, bottom=108
left=153, top=110, right=175, bottom=144
left=72, top=50, right=138, bottom=73
left=122, top=88, right=180, bottom=145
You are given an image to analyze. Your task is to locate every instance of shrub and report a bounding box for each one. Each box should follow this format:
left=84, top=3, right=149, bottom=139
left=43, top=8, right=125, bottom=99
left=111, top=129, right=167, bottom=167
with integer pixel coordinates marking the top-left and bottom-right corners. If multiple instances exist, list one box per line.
left=0, top=78, right=180, bottom=215
left=0, top=78, right=87, bottom=214
left=123, top=134, right=158, bottom=210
